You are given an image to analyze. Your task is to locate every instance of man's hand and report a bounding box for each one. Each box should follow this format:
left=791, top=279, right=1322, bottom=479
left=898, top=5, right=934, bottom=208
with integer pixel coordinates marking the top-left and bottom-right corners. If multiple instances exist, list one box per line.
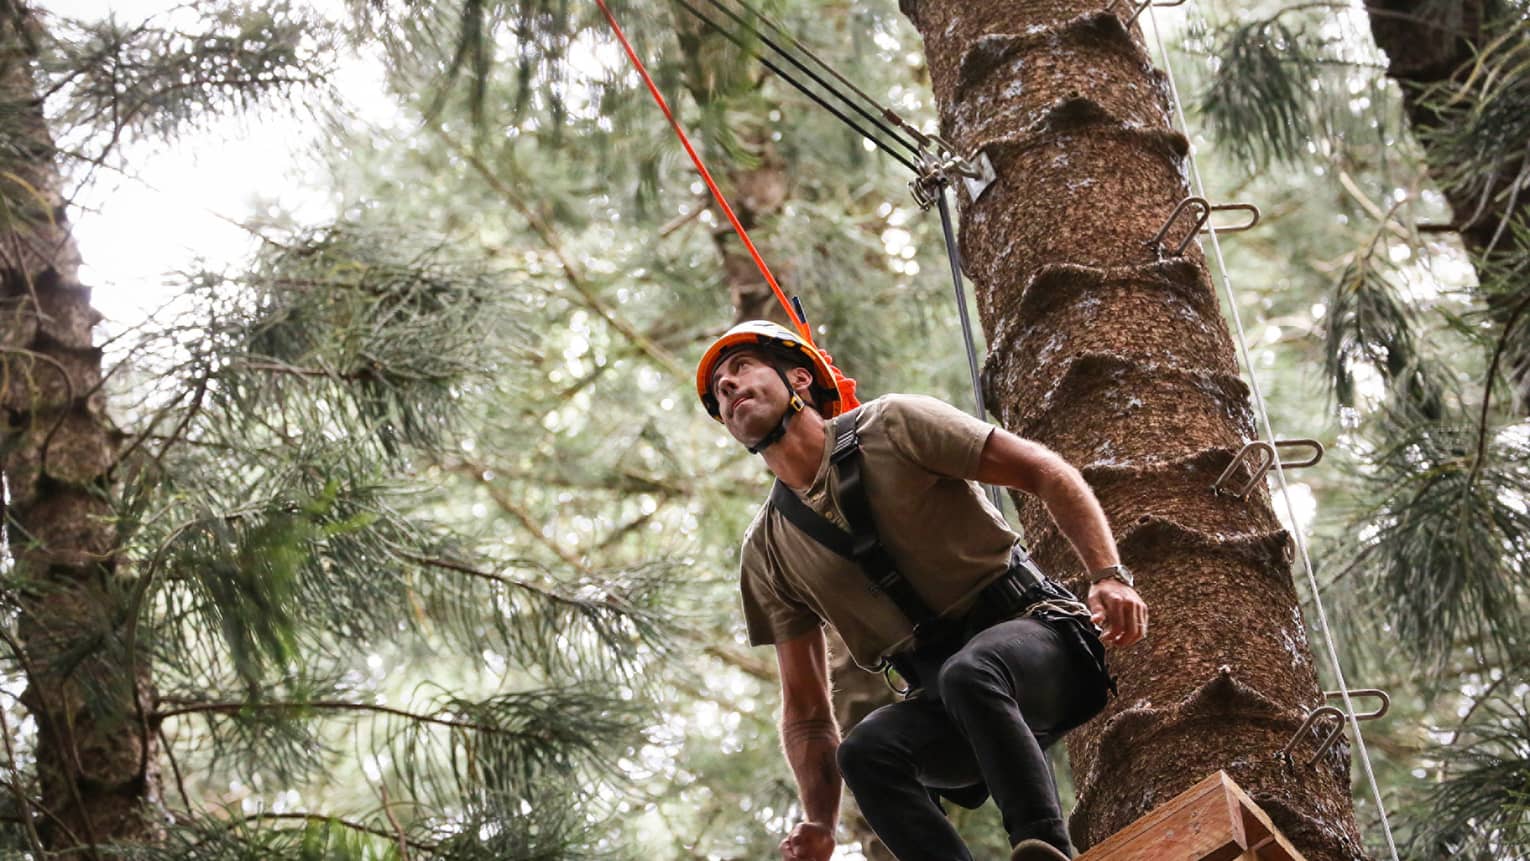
left=1087, top=579, right=1147, bottom=647
left=780, top=821, right=834, bottom=860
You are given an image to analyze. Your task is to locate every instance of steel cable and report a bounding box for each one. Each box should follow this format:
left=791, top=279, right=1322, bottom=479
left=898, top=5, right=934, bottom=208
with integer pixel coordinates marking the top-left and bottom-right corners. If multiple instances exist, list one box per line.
left=693, top=0, right=925, bottom=158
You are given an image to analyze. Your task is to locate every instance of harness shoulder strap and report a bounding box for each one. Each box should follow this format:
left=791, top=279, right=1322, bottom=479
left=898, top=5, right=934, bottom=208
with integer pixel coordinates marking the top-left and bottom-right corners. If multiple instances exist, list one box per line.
left=767, top=416, right=939, bottom=631
left=769, top=479, right=852, bottom=558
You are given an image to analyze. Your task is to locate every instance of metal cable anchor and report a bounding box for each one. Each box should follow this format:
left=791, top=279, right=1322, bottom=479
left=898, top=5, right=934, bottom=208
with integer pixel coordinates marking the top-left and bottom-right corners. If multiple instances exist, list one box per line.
left=1283, top=690, right=1391, bottom=767
left=910, top=144, right=997, bottom=210
left=1107, top=0, right=1189, bottom=26
left=1150, top=196, right=1261, bottom=256
left=1212, top=438, right=1324, bottom=497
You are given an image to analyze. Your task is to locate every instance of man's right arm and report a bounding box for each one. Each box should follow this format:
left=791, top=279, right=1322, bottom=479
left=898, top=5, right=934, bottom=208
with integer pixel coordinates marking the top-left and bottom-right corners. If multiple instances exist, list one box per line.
left=775, top=627, right=840, bottom=861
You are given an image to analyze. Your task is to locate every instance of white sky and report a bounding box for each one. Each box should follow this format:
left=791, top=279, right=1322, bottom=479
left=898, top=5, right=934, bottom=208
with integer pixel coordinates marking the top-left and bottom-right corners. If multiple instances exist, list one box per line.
left=41, top=0, right=386, bottom=334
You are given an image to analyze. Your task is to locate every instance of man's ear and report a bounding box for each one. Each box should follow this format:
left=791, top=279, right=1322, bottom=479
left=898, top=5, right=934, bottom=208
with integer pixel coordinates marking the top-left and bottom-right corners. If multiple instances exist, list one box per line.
left=786, top=366, right=815, bottom=400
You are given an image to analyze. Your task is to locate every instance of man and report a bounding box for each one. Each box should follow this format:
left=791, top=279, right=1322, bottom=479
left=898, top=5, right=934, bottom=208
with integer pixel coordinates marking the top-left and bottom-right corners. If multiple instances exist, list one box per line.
left=696, top=321, right=1147, bottom=861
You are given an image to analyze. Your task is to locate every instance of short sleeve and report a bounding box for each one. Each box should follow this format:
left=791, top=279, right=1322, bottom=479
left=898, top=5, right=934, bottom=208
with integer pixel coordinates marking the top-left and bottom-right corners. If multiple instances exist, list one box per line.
left=880, top=394, right=995, bottom=479
left=739, top=539, right=821, bottom=647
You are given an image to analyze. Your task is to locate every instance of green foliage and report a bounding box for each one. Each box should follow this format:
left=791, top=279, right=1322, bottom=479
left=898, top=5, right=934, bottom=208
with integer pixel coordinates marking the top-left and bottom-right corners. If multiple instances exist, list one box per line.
left=207, top=224, right=515, bottom=459
left=1337, top=413, right=1530, bottom=667
left=1404, top=689, right=1530, bottom=859
left=1411, top=15, right=1530, bottom=250
left=111, top=815, right=384, bottom=860
left=44, top=2, right=333, bottom=142
left=1323, top=240, right=1449, bottom=418
left=1198, top=17, right=1327, bottom=168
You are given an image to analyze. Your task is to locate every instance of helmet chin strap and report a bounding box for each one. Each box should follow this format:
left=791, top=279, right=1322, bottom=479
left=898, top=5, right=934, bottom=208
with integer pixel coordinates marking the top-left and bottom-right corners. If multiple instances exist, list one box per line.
left=747, top=367, right=807, bottom=455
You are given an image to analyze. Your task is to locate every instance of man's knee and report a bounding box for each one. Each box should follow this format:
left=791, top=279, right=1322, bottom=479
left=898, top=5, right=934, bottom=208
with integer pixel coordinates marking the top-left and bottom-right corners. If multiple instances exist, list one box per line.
left=937, top=651, right=1006, bottom=713
left=836, top=719, right=895, bottom=788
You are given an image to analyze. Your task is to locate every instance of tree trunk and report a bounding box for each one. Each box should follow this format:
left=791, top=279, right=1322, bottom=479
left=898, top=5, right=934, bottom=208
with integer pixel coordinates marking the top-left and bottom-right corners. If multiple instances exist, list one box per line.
left=0, top=2, right=159, bottom=850
left=900, top=1, right=1367, bottom=857
left=1364, top=0, right=1529, bottom=409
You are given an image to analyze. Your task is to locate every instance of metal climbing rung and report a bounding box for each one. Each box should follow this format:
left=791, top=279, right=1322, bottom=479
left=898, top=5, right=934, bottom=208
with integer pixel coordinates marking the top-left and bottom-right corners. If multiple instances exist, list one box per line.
left=1150, top=197, right=1262, bottom=257
left=1282, top=690, right=1390, bottom=767
left=1211, top=438, right=1324, bottom=497
left=1108, top=0, right=1188, bottom=26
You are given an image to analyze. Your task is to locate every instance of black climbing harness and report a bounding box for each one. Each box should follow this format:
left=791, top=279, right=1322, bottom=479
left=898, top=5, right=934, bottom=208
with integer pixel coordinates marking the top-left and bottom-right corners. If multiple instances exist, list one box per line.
left=767, top=413, right=1111, bottom=697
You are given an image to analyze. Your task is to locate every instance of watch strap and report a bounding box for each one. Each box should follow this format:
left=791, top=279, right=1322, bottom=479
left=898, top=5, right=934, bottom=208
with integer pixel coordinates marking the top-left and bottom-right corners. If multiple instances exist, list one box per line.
left=1088, top=563, right=1133, bottom=586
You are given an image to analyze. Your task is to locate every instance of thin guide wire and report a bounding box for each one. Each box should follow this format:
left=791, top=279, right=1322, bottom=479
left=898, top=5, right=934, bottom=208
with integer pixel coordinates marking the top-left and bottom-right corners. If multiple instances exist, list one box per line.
left=1143, top=7, right=1401, bottom=857
left=936, top=187, right=1004, bottom=512
left=670, top=0, right=921, bottom=171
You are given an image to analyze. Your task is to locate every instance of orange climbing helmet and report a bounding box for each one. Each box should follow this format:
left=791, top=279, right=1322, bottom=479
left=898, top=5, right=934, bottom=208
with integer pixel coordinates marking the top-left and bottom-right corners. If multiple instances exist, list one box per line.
left=696, top=320, right=854, bottom=420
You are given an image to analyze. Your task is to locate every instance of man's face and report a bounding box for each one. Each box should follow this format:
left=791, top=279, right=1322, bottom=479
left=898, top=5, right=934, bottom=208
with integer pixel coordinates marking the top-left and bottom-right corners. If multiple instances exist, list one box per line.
left=711, top=349, right=800, bottom=445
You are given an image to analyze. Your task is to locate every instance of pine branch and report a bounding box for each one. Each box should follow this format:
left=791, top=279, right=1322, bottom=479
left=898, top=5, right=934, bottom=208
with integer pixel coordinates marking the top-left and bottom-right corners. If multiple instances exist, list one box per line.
left=432, top=127, right=689, bottom=380
left=158, top=698, right=536, bottom=738
left=234, top=812, right=438, bottom=853
left=1472, top=291, right=1530, bottom=478
left=46, top=3, right=333, bottom=146
left=0, top=707, right=44, bottom=856
left=1337, top=414, right=1530, bottom=667
left=1404, top=688, right=1530, bottom=857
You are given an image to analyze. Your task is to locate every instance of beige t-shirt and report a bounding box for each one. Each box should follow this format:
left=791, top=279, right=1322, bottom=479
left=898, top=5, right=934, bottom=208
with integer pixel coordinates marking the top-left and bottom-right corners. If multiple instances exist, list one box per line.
left=739, top=394, right=1021, bottom=667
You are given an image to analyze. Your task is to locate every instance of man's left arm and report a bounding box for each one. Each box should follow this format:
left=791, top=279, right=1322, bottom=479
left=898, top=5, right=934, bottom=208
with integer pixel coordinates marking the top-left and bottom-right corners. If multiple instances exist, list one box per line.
left=973, top=428, right=1148, bottom=647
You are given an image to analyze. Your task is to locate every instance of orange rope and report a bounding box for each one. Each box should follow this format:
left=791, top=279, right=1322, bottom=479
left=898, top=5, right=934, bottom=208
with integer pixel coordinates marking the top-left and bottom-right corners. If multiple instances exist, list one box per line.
left=594, top=0, right=809, bottom=342
left=594, top=0, right=859, bottom=411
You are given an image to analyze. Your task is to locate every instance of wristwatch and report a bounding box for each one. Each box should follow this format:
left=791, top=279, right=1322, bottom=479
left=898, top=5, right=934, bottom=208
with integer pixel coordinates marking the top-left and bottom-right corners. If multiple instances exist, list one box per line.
left=1087, top=563, right=1135, bottom=588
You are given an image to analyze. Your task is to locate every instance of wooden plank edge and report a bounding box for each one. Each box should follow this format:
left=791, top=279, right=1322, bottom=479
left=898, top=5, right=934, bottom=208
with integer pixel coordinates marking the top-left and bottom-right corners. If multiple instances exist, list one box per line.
left=1077, top=771, right=1309, bottom=861
left=1221, top=774, right=1310, bottom=861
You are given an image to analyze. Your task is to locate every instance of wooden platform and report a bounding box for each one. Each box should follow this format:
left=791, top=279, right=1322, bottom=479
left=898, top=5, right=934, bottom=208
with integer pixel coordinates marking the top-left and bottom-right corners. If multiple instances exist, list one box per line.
left=1078, top=771, right=1308, bottom=861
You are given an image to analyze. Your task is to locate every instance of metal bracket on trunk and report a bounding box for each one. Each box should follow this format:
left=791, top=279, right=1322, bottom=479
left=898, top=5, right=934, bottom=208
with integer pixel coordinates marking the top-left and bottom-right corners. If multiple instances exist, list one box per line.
left=1211, top=438, right=1324, bottom=497
left=910, top=145, right=997, bottom=210
left=1109, top=0, right=1189, bottom=26
left=1151, top=197, right=1262, bottom=257
left=1283, top=690, right=1391, bottom=767
left=957, top=150, right=997, bottom=203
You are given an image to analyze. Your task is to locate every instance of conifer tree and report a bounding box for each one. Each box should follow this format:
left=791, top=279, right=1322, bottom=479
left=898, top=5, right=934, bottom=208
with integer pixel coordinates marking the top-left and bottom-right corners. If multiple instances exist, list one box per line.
left=1, top=3, right=670, bottom=856
left=1198, top=3, right=1528, bottom=854
left=900, top=0, right=1367, bottom=857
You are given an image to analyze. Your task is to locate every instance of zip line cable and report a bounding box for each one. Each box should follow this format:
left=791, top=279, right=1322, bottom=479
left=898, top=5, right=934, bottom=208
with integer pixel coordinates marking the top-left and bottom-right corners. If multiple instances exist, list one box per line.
left=668, top=0, right=1000, bottom=451
left=1142, top=7, right=1401, bottom=857
left=936, top=188, right=1004, bottom=512
left=691, top=0, right=926, bottom=159
left=717, top=0, right=937, bottom=150
left=598, top=0, right=998, bottom=496
left=669, top=0, right=923, bottom=170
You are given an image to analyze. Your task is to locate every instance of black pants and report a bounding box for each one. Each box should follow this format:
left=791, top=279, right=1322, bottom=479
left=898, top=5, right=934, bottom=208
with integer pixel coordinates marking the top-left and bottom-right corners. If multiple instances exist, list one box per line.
left=837, top=616, right=1109, bottom=859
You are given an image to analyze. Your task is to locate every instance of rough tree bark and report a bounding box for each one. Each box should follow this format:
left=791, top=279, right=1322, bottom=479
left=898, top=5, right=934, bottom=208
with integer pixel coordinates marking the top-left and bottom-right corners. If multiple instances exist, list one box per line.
left=901, top=0, right=1368, bottom=857
left=0, top=1, right=159, bottom=850
left=1363, top=0, right=1529, bottom=410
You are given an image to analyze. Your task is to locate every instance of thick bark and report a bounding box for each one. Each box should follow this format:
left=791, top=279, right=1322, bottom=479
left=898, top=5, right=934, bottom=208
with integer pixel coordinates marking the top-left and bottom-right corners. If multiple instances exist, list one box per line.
left=0, top=2, right=159, bottom=850
left=901, top=1, right=1366, bottom=857
left=672, top=10, right=798, bottom=328
left=1364, top=0, right=1529, bottom=409
left=715, top=155, right=798, bottom=326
